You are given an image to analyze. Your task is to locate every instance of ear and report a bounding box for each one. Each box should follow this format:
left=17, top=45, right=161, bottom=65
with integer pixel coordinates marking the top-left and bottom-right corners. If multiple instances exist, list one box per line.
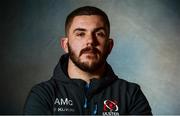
left=107, top=38, right=114, bottom=54
left=60, top=37, right=69, bottom=53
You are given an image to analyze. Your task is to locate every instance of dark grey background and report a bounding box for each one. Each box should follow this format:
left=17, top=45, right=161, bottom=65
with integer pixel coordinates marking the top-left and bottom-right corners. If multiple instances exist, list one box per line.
left=1, top=0, right=180, bottom=114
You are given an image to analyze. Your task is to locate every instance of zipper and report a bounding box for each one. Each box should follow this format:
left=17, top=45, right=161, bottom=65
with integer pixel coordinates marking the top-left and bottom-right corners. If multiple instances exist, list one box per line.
left=84, top=83, right=90, bottom=114
left=83, top=83, right=98, bottom=115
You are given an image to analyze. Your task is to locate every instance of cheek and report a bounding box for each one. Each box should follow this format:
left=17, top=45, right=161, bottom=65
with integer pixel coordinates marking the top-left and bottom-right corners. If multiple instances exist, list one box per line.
left=68, top=41, right=82, bottom=55
left=98, top=41, right=108, bottom=52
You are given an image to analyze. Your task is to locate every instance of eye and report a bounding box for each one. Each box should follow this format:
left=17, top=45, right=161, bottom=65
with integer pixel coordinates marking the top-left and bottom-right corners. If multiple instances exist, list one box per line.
left=76, top=32, right=85, bottom=37
left=96, top=31, right=106, bottom=38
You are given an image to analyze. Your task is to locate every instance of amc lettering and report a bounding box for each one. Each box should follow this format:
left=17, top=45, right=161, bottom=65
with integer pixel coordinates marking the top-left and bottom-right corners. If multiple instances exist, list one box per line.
left=54, top=98, right=73, bottom=106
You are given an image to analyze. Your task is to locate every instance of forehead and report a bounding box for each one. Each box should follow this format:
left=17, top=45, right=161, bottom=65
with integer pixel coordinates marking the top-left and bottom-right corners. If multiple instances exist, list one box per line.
left=69, top=15, right=106, bottom=31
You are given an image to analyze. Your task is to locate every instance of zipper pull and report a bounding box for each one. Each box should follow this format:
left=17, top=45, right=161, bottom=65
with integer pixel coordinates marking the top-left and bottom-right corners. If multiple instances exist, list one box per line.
left=92, top=104, right=98, bottom=115
left=84, top=97, right=88, bottom=108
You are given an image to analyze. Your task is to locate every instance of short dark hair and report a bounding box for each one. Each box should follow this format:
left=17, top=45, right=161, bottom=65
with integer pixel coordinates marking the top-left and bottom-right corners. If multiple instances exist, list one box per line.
left=65, top=6, right=110, bottom=36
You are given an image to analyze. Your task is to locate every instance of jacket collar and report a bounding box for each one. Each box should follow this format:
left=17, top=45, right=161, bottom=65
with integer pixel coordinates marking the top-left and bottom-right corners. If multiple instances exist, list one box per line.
left=52, top=54, right=118, bottom=97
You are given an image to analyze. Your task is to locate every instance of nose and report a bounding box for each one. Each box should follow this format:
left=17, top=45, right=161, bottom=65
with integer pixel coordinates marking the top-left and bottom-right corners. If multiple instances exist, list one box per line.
left=86, top=33, right=97, bottom=46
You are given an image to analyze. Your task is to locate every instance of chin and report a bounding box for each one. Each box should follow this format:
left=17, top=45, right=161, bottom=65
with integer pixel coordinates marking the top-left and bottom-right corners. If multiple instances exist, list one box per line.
left=80, top=56, right=99, bottom=63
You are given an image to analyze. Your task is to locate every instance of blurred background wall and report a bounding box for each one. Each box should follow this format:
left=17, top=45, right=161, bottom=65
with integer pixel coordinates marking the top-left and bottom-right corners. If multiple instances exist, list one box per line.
left=1, top=0, right=180, bottom=114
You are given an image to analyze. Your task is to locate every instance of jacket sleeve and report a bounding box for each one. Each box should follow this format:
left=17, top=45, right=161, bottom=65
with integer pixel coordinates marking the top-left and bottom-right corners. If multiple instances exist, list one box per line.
left=23, top=84, right=52, bottom=114
left=128, top=84, right=152, bottom=115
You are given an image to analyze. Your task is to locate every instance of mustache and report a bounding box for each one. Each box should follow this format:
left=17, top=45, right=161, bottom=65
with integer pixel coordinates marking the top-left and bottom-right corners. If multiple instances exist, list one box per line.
left=80, top=47, right=101, bottom=56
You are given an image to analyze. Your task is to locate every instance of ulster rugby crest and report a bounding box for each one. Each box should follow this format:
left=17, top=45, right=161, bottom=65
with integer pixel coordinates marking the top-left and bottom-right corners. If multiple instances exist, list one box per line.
left=103, top=100, right=119, bottom=116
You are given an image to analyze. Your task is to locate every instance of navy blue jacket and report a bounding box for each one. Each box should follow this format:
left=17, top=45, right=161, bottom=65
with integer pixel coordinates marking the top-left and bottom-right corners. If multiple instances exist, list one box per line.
left=24, top=54, right=152, bottom=115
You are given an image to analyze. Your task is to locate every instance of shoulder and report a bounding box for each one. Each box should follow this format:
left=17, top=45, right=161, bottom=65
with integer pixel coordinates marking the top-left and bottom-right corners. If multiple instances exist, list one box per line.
left=25, top=79, right=57, bottom=108
left=30, top=79, right=56, bottom=96
left=114, top=78, right=140, bottom=91
left=114, top=78, right=152, bottom=114
left=24, top=79, right=57, bottom=114
left=112, top=77, right=144, bottom=99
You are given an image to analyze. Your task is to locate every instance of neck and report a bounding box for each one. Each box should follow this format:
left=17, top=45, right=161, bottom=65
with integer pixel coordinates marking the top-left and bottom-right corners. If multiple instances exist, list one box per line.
left=67, top=59, right=106, bottom=83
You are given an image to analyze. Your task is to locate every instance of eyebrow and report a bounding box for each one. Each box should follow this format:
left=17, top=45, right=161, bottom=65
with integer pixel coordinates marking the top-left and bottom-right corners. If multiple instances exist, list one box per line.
left=73, top=27, right=106, bottom=33
left=94, top=27, right=106, bottom=32
left=73, top=28, right=86, bottom=33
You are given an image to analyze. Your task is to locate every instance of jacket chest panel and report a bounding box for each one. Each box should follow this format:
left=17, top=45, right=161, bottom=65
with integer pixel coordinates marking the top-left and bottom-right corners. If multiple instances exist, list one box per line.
left=52, top=83, right=85, bottom=114
left=52, top=81, right=125, bottom=115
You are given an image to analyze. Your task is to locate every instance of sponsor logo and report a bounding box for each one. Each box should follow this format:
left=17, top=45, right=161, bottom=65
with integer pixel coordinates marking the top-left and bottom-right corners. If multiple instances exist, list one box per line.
left=53, top=98, right=75, bottom=112
left=103, top=100, right=119, bottom=116
left=54, top=98, right=73, bottom=106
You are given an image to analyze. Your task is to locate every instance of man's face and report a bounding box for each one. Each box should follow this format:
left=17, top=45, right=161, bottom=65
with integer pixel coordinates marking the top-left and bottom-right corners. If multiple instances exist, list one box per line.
left=65, top=15, right=113, bottom=72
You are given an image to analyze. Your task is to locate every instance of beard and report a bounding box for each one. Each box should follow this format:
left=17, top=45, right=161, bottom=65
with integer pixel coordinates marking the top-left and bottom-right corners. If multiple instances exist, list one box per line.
left=68, top=43, right=109, bottom=73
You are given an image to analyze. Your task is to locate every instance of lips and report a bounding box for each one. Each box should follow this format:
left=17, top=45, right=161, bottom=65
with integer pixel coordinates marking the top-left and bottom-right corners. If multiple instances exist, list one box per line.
left=83, top=50, right=96, bottom=54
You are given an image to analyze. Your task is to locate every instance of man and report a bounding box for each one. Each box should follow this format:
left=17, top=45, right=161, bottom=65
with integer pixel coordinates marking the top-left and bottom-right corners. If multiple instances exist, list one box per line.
left=24, top=6, right=152, bottom=115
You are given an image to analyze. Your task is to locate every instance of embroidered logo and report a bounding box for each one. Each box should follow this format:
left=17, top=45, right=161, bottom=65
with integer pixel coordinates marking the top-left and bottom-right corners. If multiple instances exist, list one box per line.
left=53, top=98, right=75, bottom=112
left=103, top=100, right=119, bottom=116
left=103, top=100, right=118, bottom=112
left=54, top=98, right=73, bottom=106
